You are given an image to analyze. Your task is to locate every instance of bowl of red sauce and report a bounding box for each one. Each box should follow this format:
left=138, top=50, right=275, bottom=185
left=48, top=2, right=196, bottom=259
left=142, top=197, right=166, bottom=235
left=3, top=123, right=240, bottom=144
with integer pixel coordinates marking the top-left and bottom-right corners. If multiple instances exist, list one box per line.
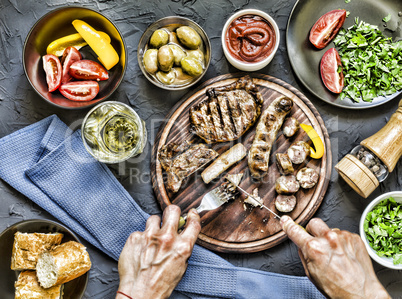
left=222, top=9, right=279, bottom=71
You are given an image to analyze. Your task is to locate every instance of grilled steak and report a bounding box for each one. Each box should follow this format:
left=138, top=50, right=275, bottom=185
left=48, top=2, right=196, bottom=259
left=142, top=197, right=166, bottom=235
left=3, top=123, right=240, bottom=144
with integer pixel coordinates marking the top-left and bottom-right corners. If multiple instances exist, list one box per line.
left=158, top=143, right=218, bottom=193
left=190, top=76, right=263, bottom=143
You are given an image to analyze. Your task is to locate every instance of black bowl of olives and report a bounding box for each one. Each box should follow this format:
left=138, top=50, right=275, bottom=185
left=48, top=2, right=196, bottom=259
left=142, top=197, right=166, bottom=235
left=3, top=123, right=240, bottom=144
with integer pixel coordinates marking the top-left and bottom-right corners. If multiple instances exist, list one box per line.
left=137, top=16, right=211, bottom=90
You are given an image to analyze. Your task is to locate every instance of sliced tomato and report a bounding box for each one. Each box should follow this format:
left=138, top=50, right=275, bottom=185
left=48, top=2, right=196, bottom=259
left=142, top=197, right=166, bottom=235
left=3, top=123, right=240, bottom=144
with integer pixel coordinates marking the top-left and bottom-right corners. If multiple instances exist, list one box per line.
left=69, top=60, right=109, bottom=81
left=59, top=81, right=99, bottom=101
left=42, top=54, right=62, bottom=92
left=320, top=48, right=344, bottom=94
left=60, top=47, right=82, bottom=84
left=309, top=9, right=346, bottom=49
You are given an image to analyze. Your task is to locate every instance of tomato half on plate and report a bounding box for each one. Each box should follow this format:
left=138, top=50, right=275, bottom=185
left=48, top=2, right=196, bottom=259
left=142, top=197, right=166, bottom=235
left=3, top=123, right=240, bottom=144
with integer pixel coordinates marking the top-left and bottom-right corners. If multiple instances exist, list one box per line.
left=309, top=9, right=346, bottom=49
left=61, top=47, right=82, bottom=84
left=69, top=60, right=109, bottom=81
left=43, top=54, right=62, bottom=92
left=320, top=48, right=344, bottom=94
left=59, top=81, right=99, bottom=101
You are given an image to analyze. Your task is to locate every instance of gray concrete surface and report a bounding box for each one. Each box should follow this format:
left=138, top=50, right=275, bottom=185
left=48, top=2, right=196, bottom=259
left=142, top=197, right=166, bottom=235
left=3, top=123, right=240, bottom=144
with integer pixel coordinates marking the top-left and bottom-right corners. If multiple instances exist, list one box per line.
left=0, top=0, right=401, bottom=298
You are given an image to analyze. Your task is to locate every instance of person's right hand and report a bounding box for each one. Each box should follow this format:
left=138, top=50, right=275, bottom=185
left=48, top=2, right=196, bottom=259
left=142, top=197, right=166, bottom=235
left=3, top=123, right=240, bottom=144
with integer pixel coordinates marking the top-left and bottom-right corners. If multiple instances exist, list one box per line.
left=117, top=205, right=201, bottom=299
left=280, top=216, right=390, bottom=299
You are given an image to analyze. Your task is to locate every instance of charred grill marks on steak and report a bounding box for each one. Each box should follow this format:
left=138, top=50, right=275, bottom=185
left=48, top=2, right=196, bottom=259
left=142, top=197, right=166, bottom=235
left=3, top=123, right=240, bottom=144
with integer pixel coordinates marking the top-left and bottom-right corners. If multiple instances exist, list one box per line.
left=158, top=143, right=218, bottom=193
left=226, top=91, right=243, bottom=135
left=208, top=98, right=224, bottom=141
left=216, top=94, right=236, bottom=140
left=158, top=142, right=191, bottom=170
left=190, top=76, right=263, bottom=143
left=236, top=90, right=257, bottom=126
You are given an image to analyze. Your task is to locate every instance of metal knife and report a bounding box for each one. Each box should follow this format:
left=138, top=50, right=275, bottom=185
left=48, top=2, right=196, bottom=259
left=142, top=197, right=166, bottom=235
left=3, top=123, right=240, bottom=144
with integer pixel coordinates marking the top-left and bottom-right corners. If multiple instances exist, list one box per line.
left=231, top=183, right=281, bottom=219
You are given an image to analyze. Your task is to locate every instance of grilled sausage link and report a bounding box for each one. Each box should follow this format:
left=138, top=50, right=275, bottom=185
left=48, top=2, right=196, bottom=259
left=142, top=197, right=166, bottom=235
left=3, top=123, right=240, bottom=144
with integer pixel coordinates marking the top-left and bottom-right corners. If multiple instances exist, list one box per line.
left=287, top=141, right=310, bottom=164
left=282, top=117, right=299, bottom=138
left=248, top=96, right=293, bottom=178
left=296, top=167, right=319, bottom=189
left=275, top=175, right=300, bottom=194
left=275, top=194, right=297, bottom=213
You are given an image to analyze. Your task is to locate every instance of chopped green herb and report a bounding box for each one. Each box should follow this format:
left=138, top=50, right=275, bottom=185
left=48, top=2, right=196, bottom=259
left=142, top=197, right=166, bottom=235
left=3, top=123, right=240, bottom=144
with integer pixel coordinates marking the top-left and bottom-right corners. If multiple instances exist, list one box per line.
left=383, top=14, right=392, bottom=22
left=346, top=11, right=351, bottom=17
left=363, top=197, right=402, bottom=265
left=345, top=0, right=351, bottom=3
left=334, top=18, right=402, bottom=102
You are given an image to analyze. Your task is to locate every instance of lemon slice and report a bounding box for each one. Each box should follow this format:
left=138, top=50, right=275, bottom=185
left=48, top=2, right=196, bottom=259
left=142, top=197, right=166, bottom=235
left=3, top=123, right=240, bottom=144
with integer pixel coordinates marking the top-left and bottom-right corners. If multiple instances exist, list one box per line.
left=72, top=20, right=119, bottom=70
left=47, top=32, right=111, bottom=57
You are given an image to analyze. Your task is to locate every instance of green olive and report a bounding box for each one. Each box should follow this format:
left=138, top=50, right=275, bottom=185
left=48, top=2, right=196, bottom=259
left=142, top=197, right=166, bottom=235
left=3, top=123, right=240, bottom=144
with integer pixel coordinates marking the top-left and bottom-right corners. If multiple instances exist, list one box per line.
left=169, top=32, right=179, bottom=44
left=174, top=67, right=193, bottom=83
left=143, top=49, right=158, bottom=74
left=156, top=69, right=176, bottom=85
left=157, top=45, right=174, bottom=72
left=181, top=56, right=203, bottom=76
left=169, top=44, right=187, bottom=66
left=178, top=216, right=186, bottom=229
left=149, top=29, right=169, bottom=48
left=187, top=49, right=204, bottom=65
left=176, top=26, right=201, bottom=50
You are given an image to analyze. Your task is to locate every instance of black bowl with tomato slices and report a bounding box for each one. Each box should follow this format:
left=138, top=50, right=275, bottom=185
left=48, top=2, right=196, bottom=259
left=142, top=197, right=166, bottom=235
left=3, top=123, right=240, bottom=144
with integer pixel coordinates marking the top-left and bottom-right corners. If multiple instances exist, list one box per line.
left=23, top=6, right=126, bottom=109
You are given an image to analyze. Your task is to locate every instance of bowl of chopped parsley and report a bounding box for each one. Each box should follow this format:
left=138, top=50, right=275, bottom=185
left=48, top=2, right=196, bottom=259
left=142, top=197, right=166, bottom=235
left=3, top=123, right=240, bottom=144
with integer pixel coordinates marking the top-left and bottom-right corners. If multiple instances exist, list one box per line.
left=360, top=191, right=402, bottom=269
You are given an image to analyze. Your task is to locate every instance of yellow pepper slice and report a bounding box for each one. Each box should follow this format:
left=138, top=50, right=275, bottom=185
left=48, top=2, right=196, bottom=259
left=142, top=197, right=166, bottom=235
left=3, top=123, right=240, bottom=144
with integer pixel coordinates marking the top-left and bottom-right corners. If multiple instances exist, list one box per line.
left=300, top=123, right=325, bottom=159
left=47, top=32, right=111, bottom=57
left=72, top=19, right=119, bottom=70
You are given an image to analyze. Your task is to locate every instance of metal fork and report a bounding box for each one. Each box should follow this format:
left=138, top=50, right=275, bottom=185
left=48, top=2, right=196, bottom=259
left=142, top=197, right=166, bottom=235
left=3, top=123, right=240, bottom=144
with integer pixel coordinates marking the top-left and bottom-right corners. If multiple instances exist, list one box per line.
left=179, top=182, right=237, bottom=228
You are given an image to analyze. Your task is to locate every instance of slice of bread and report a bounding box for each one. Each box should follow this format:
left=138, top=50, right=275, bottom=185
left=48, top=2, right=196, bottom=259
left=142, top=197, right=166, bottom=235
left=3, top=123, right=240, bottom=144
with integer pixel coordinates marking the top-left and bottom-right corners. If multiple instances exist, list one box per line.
left=15, top=271, right=62, bottom=299
left=36, top=241, right=91, bottom=288
left=11, top=232, right=64, bottom=270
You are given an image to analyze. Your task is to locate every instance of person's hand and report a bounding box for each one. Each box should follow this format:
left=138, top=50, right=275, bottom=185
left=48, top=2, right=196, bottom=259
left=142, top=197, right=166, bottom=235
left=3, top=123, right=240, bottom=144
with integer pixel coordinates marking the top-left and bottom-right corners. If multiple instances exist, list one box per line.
left=280, top=216, right=390, bottom=299
left=117, top=205, right=201, bottom=299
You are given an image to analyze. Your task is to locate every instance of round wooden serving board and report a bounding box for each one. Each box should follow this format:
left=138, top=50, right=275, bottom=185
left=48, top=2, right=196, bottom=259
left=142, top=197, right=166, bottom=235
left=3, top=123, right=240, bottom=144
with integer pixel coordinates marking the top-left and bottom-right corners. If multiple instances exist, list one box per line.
left=151, top=73, right=331, bottom=253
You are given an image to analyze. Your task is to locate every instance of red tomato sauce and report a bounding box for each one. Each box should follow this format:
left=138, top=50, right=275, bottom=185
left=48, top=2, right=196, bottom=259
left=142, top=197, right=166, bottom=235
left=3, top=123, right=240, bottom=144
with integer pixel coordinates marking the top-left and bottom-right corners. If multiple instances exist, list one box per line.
left=225, top=15, right=276, bottom=63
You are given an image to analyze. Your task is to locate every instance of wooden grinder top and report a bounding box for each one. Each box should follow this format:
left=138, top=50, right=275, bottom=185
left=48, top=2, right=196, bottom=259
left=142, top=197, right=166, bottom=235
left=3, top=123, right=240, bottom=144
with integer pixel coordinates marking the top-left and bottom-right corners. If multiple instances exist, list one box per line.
left=361, top=100, right=402, bottom=172
left=336, top=100, right=402, bottom=198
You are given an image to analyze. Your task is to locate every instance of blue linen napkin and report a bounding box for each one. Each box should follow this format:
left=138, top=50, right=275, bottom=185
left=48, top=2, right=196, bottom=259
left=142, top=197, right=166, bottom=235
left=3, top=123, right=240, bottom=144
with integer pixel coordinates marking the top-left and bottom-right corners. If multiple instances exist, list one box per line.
left=0, top=115, right=324, bottom=299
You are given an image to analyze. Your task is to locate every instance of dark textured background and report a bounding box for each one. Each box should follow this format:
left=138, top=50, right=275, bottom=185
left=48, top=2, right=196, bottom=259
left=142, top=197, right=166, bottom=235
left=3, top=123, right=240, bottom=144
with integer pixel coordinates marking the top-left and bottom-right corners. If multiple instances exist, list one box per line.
left=0, top=0, right=401, bottom=298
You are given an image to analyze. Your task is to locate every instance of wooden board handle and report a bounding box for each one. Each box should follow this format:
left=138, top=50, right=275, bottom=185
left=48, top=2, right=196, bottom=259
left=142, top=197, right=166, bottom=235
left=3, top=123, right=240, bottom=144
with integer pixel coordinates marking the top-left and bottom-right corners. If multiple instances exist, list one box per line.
left=361, top=100, right=402, bottom=172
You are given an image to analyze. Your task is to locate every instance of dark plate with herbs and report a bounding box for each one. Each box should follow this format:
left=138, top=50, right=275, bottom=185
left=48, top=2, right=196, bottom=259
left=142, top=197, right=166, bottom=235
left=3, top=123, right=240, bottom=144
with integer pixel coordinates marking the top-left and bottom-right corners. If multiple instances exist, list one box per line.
left=287, top=0, right=402, bottom=109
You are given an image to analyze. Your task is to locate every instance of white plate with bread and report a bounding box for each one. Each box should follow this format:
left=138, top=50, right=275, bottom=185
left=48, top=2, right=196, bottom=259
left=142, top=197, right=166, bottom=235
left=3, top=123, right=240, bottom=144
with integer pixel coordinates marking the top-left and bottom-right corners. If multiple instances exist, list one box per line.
left=0, top=219, right=91, bottom=299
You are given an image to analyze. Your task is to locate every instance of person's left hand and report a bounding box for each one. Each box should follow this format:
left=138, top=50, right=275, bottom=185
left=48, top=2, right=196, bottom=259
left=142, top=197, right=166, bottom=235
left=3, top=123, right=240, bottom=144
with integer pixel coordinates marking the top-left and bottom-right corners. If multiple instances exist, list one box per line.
left=117, top=205, right=201, bottom=299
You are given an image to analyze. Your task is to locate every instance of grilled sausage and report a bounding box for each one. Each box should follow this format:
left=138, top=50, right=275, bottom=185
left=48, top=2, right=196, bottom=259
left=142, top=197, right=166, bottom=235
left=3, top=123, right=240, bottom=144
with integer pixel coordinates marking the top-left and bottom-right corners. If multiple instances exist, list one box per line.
left=287, top=141, right=310, bottom=164
left=296, top=167, right=319, bottom=189
left=276, top=153, right=294, bottom=175
left=282, top=117, right=299, bottom=138
left=248, top=96, right=293, bottom=178
left=275, top=175, right=300, bottom=194
left=275, top=195, right=297, bottom=213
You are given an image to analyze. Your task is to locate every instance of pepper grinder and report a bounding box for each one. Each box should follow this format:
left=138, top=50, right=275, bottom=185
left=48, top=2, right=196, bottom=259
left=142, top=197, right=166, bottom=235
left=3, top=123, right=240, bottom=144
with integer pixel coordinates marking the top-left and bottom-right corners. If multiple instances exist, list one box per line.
left=335, top=100, right=402, bottom=198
